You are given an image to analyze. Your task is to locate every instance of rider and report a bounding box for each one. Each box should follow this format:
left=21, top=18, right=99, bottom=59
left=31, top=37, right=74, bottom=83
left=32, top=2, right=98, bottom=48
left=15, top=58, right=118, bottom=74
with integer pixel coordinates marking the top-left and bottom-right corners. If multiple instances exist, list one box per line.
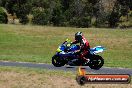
left=60, top=32, right=90, bottom=64
left=71, top=32, right=90, bottom=63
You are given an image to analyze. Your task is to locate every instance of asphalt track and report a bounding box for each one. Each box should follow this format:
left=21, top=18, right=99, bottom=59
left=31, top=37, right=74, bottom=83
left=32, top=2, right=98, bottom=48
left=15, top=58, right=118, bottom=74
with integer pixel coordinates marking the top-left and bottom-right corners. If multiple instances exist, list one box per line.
left=0, top=61, right=132, bottom=75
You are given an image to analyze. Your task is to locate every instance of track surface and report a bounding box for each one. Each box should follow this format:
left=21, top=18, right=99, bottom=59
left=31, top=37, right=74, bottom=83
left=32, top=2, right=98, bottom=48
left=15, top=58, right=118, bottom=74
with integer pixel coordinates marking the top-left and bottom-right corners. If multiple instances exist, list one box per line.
left=0, top=61, right=132, bottom=75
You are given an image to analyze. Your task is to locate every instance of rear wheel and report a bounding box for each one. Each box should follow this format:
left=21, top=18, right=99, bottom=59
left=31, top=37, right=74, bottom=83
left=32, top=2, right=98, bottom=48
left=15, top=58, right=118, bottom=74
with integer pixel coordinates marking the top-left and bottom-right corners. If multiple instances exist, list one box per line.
left=89, top=55, right=104, bottom=70
left=52, top=55, right=65, bottom=67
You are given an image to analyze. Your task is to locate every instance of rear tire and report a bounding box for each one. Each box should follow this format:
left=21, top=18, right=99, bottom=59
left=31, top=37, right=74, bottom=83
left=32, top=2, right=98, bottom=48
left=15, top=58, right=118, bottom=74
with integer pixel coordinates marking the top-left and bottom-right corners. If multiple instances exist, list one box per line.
left=89, top=55, right=104, bottom=70
left=52, top=55, right=65, bottom=67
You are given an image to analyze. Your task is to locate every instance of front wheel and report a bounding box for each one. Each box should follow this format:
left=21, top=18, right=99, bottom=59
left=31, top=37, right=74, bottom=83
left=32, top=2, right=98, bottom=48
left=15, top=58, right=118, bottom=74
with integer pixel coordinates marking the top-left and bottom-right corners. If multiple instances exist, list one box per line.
left=52, top=55, right=65, bottom=67
left=89, top=55, right=104, bottom=70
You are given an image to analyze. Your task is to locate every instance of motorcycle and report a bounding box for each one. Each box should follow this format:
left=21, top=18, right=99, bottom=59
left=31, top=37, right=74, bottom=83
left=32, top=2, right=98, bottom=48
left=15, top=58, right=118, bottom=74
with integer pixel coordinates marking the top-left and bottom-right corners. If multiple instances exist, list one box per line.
left=52, top=39, right=105, bottom=70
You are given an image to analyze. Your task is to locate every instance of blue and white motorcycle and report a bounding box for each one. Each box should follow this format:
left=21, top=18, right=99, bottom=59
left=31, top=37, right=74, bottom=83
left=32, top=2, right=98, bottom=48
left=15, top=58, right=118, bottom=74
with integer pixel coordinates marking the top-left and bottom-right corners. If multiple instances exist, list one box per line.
left=52, top=39, right=105, bottom=70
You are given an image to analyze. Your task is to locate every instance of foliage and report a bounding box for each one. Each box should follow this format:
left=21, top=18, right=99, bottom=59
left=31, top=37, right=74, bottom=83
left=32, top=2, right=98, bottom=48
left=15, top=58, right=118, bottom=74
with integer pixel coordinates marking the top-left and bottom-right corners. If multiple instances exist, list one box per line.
left=32, top=9, right=49, bottom=25
left=118, top=10, right=132, bottom=28
left=50, top=0, right=64, bottom=26
left=3, top=0, right=31, bottom=24
left=0, top=0, right=131, bottom=28
left=108, top=0, right=131, bottom=27
left=0, top=7, right=8, bottom=23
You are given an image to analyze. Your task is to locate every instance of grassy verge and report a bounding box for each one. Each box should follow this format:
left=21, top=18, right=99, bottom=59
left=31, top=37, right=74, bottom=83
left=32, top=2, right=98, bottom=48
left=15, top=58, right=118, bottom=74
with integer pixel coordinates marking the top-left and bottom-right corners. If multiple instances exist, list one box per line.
left=0, top=66, right=131, bottom=88
left=0, top=66, right=75, bottom=88
left=0, top=24, right=132, bottom=68
left=0, top=66, right=75, bottom=78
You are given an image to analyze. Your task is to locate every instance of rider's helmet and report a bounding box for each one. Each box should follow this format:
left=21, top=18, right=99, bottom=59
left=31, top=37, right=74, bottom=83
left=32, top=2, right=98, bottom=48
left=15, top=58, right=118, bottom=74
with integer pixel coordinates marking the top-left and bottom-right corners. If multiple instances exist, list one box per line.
left=75, top=32, right=83, bottom=42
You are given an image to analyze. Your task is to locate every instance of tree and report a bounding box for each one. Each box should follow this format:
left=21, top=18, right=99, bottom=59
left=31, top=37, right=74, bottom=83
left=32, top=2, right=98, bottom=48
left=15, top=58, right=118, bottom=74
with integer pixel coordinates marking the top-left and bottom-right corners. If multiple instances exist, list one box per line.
left=3, top=0, right=32, bottom=24
left=32, top=9, right=49, bottom=25
left=49, top=0, right=65, bottom=26
left=108, top=0, right=131, bottom=27
left=0, top=7, right=8, bottom=23
left=0, top=0, right=7, bottom=7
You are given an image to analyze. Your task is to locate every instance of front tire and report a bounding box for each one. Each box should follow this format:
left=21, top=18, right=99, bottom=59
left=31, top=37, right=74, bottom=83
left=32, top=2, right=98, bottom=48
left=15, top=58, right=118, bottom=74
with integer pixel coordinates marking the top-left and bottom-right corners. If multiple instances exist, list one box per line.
left=89, top=55, right=104, bottom=70
left=52, top=55, right=65, bottom=67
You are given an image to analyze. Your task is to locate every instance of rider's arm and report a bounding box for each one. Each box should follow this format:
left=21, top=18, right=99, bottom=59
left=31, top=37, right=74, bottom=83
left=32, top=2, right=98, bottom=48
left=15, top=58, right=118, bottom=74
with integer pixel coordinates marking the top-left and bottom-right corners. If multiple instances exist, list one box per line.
left=71, top=40, right=79, bottom=44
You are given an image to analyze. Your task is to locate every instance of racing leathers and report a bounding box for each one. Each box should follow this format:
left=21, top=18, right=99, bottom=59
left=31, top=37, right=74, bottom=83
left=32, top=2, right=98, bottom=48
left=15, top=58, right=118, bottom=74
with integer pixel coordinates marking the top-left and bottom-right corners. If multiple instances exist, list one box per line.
left=72, top=36, right=90, bottom=61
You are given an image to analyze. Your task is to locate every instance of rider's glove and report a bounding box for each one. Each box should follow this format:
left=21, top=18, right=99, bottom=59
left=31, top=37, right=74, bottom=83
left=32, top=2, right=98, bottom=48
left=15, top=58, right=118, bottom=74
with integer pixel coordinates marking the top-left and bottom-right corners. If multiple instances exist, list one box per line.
left=67, top=43, right=71, bottom=47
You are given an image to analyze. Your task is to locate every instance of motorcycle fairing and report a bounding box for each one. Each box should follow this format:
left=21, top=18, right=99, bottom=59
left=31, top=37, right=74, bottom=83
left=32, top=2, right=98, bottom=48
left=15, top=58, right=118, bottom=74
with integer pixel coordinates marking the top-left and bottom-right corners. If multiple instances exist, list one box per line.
left=90, top=46, right=105, bottom=54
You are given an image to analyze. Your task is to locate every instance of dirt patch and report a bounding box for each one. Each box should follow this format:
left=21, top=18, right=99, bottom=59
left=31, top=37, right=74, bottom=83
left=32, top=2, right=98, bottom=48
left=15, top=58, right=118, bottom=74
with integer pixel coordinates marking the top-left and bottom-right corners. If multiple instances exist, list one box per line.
left=0, top=71, right=131, bottom=88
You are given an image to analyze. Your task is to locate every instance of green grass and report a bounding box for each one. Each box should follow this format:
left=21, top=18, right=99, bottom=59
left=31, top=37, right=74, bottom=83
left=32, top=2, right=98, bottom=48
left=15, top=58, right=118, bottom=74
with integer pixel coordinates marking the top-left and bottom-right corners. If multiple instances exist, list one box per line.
left=0, top=24, right=132, bottom=68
